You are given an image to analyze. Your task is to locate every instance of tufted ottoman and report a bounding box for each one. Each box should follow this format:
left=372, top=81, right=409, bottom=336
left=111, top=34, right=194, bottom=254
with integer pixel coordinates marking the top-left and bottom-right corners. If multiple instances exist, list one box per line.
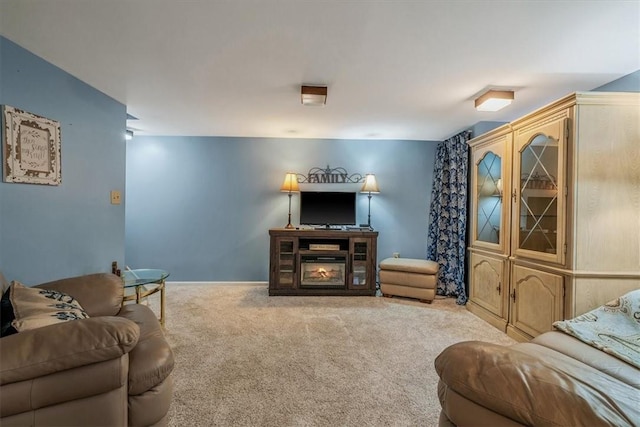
left=379, top=258, right=439, bottom=303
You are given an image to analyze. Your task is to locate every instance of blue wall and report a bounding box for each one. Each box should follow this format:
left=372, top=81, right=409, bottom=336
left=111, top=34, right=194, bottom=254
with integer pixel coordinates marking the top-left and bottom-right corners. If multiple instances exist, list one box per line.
left=3, top=35, right=636, bottom=285
left=0, top=37, right=126, bottom=284
left=470, top=121, right=508, bottom=138
left=126, top=136, right=438, bottom=281
left=594, top=70, right=640, bottom=92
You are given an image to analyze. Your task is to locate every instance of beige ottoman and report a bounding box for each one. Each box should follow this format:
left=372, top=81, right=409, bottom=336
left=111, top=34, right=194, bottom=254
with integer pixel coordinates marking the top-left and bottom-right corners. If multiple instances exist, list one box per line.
left=379, top=258, right=439, bottom=303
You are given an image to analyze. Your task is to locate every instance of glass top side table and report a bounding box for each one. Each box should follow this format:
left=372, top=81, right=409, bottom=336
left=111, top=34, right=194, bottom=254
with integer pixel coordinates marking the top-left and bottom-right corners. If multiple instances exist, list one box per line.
left=122, top=269, right=169, bottom=326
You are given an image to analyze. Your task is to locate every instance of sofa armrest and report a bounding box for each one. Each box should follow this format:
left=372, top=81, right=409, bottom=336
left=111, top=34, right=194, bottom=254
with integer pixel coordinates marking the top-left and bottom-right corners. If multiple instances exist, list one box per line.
left=435, top=341, right=640, bottom=427
left=0, top=316, right=139, bottom=385
left=36, top=273, right=124, bottom=316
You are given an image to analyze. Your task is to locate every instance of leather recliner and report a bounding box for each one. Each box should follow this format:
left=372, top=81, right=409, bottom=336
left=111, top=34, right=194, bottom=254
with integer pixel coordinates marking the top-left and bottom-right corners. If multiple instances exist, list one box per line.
left=435, top=331, right=639, bottom=426
left=0, top=273, right=174, bottom=426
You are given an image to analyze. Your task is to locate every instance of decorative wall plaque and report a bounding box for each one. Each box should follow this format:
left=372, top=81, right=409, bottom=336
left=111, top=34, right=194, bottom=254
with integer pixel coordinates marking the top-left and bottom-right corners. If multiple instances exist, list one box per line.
left=2, top=105, right=61, bottom=185
left=297, top=165, right=364, bottom=184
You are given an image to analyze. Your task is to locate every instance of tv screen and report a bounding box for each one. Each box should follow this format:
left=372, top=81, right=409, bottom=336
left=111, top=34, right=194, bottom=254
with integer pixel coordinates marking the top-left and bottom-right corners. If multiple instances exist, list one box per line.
left=299, top=192, right=356, bottom=226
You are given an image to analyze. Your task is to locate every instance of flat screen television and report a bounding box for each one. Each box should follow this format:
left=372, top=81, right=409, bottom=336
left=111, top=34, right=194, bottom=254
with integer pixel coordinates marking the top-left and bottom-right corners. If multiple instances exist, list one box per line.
left=299, top=191, right=356, bottom=226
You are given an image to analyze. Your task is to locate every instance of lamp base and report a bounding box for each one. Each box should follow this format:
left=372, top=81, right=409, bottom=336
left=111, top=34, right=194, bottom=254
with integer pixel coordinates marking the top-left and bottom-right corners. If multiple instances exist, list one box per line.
left=284, top=223, right=295, bottom=229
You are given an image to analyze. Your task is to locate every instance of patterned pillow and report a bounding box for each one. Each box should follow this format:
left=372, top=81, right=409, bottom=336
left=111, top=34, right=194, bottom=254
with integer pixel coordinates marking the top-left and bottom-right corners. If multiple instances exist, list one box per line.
left=0, top=281, right=89, bottom=337
left=553, top=289, right=640, bottom=369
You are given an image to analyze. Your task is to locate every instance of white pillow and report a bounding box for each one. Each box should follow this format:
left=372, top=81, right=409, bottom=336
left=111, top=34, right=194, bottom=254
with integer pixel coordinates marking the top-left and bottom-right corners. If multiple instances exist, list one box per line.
left=7, top=281, right=89, bottom=334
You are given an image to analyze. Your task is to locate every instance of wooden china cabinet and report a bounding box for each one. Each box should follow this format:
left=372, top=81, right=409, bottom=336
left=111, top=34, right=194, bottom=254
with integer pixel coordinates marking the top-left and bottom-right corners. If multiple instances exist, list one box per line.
left=467, top=92, right=640, bottom=341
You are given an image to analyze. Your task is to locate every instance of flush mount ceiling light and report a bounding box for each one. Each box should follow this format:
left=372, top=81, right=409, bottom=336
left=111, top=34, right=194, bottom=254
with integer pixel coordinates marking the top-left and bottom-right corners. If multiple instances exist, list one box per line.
left=301, top=85, right=327, bottom=106
left=475, top=90, right=514, bottom=112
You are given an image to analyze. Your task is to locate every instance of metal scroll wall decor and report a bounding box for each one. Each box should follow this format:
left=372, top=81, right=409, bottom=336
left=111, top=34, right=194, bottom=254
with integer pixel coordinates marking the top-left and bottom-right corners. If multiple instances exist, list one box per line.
left=296, top=165, right=364, bottom=184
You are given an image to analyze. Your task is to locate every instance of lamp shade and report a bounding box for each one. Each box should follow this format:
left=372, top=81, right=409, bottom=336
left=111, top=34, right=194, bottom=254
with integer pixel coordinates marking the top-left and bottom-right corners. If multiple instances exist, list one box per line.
left=280, top=173, right=300, bottom=192
left=360, top=174, right=380, bottom=193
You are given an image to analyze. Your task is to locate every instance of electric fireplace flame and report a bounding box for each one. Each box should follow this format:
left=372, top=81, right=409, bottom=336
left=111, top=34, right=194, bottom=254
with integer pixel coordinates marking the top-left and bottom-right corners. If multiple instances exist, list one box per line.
left=301, top=260, right=346, bottom=287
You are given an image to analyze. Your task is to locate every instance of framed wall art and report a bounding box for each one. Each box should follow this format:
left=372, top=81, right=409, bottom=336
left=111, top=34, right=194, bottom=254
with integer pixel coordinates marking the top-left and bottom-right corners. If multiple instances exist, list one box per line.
left=2, top=105, right=61, bottom=185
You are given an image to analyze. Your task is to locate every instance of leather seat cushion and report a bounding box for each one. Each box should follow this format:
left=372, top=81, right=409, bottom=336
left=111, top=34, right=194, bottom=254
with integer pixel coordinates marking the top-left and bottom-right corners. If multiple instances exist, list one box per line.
left=531, top=331, right=640, bottom=388
left=379, top=258, right=439, bottom=274
left=117, top=304, right=174, bottom=395
left=435, top=340, right=640, bottom=426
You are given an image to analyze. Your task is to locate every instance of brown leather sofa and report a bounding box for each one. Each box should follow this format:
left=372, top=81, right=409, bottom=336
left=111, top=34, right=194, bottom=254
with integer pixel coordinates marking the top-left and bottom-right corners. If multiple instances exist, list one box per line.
left=435, top=331, right=640, bottom=426
left=0, top=273, right=174, bottom=426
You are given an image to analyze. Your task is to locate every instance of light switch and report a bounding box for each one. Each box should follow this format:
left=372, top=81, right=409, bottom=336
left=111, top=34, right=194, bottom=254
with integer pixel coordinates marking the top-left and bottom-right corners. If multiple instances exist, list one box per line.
left=110, top=190, right=122, bottom=205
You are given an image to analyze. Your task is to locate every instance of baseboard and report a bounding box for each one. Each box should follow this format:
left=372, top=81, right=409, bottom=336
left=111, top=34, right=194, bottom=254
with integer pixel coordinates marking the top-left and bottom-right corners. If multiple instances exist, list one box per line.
left=167, top=281, right=268, bottom=287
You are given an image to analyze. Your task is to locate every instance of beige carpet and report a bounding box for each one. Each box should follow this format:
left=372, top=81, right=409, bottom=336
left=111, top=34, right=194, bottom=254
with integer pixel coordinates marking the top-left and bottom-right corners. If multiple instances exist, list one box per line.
left=159, top=284, right=515, bottom=427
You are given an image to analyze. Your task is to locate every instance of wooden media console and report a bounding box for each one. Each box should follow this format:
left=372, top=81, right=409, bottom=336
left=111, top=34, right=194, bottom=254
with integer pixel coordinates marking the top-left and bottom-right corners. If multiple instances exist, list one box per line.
left=268, top=228, right=378, bottom=296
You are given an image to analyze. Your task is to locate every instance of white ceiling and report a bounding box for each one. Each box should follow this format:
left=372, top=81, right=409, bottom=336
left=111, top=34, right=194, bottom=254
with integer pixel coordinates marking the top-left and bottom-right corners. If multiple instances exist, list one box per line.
left=1, top=1, right=639, bottom=141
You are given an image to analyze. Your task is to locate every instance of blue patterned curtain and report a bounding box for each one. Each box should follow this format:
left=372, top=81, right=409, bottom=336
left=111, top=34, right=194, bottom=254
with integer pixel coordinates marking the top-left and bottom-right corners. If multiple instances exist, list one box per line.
left=427, top=130, right=470, bottom=304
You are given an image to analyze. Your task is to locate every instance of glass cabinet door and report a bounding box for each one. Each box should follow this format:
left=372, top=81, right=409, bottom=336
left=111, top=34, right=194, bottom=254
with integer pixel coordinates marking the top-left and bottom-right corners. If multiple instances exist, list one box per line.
left=275, top=238, right=297, bottom=288
left=513, top=119, right=567, bottom=264
left=470, top=132, right=510, bottom=252
left=349, top=239, right=369, bottom=289
left=476, top=151, right=503, bottom=244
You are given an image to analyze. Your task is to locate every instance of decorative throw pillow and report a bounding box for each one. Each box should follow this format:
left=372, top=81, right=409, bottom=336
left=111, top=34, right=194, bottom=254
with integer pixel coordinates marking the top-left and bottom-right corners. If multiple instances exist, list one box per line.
left=553, top=289, right=640, bottom=369
left=0, top=281, right=89, bottom=337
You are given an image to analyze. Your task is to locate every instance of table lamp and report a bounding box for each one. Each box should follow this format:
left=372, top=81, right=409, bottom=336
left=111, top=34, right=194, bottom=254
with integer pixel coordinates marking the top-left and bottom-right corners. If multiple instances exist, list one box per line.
left=280, top=172, right=300, bottom=229
left=360, top=174, right=380, bottom=229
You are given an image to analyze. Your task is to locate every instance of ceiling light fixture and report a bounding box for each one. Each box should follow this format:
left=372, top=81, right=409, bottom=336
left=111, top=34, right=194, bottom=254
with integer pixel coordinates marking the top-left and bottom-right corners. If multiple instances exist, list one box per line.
left=475, top=90, right=514, bottom=112
left=301, top=85, right=327, bottom=106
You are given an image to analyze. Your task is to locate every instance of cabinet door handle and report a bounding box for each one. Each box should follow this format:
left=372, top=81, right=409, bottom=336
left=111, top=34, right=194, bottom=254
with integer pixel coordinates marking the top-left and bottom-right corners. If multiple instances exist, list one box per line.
left=512, top=189, right=517, bottom=202
left=510, top=289, right=516, bottom=302
left=496, top=282, right=501, bottom=295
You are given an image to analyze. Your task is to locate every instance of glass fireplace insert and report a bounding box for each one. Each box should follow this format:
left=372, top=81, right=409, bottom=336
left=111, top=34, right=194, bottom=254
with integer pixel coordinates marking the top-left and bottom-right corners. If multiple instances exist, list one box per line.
left=300, top=254, right=347, bottom=288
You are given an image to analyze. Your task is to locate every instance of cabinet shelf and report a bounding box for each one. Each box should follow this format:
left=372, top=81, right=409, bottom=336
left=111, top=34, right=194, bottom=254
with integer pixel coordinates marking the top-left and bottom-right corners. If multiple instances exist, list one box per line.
left=299, top=250, right=349, bottom=256
left=522, top=189, right=557, bottom=198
